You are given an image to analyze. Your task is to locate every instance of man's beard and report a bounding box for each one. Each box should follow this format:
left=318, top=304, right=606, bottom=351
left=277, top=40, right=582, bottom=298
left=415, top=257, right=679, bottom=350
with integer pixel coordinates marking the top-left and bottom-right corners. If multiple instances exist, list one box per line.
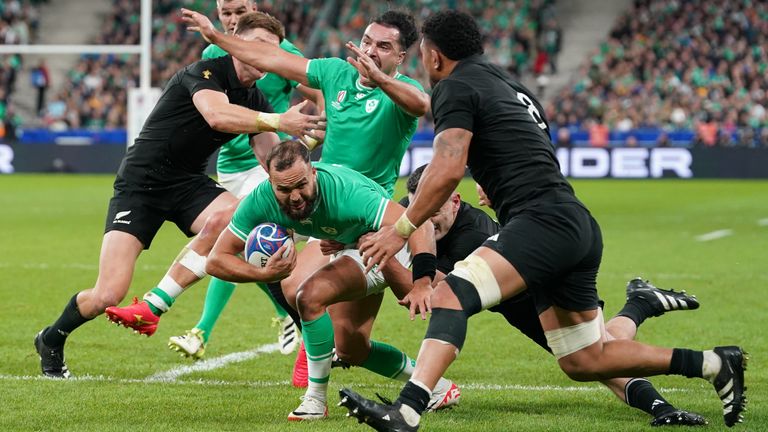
left=279, top=195, right=316, bottom=221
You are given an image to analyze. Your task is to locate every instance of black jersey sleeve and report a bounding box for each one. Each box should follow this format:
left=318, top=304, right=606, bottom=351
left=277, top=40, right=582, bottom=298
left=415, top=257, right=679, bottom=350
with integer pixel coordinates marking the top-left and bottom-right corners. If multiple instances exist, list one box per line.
left=181, top=61, right=227, bottom=96
left=431, top=78, right=479, bottom=135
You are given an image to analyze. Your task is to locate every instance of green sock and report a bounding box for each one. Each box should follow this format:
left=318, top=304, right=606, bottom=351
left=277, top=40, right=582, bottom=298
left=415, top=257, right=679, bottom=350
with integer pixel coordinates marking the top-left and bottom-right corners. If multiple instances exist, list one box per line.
left=194, top=277, right=236, bottom=343
left=256, top=282, right=288, bottom=318
left=362, top=340, right=415, bottom=380
left=145, top=287, right=174, bottom=316
left=302, top=312, right=335, bottom=401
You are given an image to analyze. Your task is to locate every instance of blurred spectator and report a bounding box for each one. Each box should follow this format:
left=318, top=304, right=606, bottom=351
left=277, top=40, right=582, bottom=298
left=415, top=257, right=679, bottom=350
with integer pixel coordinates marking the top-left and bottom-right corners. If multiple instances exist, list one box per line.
left=555, top=126, right=572, bottom=147
left=588, top=118, right=609, bottom=147
left=656, top=131, right=671, bottom=147
left=550, top=0, right=768, bottom=147
left=30, top=59, right=49, bottom=115
left=695, top=113, right=718, bottom=147
left=624, top=135, right=638, bottom=148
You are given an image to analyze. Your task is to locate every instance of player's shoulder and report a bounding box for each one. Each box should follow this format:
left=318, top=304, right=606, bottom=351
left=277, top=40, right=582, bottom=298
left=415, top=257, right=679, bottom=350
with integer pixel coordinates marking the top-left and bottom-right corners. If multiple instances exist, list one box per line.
left=202, top=44, right=227, bottom=60
left=279, top=39, right=304, bottom=57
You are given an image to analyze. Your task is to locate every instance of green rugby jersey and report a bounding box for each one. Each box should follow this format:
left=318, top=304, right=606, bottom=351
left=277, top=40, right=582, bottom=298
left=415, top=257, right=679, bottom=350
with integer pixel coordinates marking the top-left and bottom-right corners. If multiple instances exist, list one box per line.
left=306, top=58, right=423, bottom=196
left=203, top=40, right=303, bottom=174
left=229, top=163, right=389, bottom=244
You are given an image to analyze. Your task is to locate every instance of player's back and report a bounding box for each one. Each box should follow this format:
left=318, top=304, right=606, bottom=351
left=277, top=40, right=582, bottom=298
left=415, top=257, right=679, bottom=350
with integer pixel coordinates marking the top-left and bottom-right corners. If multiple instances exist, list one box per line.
left=432, top=55, right=581, bottom=223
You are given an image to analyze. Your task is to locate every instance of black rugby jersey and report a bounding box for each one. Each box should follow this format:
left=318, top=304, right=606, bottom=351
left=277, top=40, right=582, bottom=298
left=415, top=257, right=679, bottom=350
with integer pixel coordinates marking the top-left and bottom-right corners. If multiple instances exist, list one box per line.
left=399, top=197, right=499, bottom=273
left=118, top=55, right=273, bottom=188
left=431, top=54, right=582, bottom=224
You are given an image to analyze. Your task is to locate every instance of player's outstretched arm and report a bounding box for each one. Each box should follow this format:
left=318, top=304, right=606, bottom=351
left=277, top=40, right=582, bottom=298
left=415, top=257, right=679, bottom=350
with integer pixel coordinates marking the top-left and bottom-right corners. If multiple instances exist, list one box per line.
left=360, top=128, right=471, bottom=272
left=346, top=41, right=429, bottom=117
left=182, top=8, right=311, bottom=86
left=193, top=91, right=325, bottom=138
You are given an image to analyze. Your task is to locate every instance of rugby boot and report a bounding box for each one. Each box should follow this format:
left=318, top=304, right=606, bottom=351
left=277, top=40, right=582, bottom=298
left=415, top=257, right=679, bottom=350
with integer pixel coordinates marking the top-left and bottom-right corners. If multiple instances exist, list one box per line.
left=650, top=410, right=707, bottom=427
left=292, top=342, right=308, bottom=388
left=168, top=328, right=206, bottom=360
left=426, top=380, right=461, bottom=412
left=274, top=315, right=299, bottom=355
left=287, top=395, right=328, bottom=421
left=34, top=328, right=70, bottom=378
left=339, top=388, right=419, bottom=432
left=712, top=346, right=747, bottom=427
left=626, top=278, right=699, bottom=316
left=105, top=297, right=160, bottom=336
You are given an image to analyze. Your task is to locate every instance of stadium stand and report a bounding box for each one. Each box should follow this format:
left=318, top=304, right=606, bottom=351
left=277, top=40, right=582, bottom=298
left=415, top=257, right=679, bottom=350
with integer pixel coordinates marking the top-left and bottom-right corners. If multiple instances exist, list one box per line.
left=549, top=0, right=768, bottom=148
left=0, top=0, right=42, bottom=141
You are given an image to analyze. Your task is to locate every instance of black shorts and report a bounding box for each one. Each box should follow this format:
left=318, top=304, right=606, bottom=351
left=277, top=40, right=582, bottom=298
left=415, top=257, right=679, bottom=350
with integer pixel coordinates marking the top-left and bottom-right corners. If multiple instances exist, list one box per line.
left=483, top=202, right=603, bottom=314
left=105, top=176, right=227, bottom=249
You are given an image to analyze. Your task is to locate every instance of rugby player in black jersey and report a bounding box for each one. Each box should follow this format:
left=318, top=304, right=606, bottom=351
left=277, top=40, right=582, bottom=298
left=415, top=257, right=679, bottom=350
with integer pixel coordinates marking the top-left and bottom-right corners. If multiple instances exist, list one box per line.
left=343, top=11, right=746, bottom=430
left=34, top=12, right=324, bottom=378
left=365, top=164, right=705, bottom=427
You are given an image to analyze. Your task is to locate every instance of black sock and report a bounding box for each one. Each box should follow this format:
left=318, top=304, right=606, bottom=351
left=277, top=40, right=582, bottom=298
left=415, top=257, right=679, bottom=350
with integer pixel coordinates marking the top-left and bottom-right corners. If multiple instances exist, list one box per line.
left=397, top=381, right=431, bottom=415
left=616, top=298, right=657, bottom=327
left=42, top=293, right=92, bottom=347
left=625, top=378, right=676, bottom=417
left=266, top=282, right=301, bottom=332
left=669, top=348, right=703, bottom=378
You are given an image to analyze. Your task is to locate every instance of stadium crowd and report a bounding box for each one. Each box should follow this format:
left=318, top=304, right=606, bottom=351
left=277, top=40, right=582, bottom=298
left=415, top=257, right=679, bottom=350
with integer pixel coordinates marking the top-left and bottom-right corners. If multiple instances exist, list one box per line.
left=40, top=0, right=324, bottom=132
left=0, top=0, right=42, bottom=141
left=548, top=0, right=768, bottom=148
left=18, top=0, right=558, bottom=134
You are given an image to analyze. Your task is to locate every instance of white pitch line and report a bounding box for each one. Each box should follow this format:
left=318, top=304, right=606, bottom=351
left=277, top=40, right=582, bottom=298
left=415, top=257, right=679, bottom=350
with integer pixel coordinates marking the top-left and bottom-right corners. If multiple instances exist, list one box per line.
left=0, top=373, right=691, bottom=393
left=758, top=218, right=768, bottom=227
left=695, top=229, right=733, bottom=242
left=146, top=343, right=281, bottom=382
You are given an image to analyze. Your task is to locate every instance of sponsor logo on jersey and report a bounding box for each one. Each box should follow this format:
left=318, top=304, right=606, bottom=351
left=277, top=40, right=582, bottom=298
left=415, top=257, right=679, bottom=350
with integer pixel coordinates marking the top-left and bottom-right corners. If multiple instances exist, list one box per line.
left=321, top=226, right=338, bottom=235
left=299, top=218, right=313, bottom=225
left=365, top=99, right=379, bottom=113
left=202, top=70, right=212, bottom=79
left=355, top=92, right=366, bottom=100
left=113, top=210, right=132, bottom=225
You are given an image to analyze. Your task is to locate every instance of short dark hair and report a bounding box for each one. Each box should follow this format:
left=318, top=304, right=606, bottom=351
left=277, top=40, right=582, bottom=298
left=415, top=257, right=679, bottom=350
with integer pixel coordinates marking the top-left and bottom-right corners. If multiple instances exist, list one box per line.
left=372, top=10, right=418, bottom=51
left=235, top=11, right=285, bottom=42
left=406, top=164, right=427, bottom=194
left=422, top=10, right=483, bottom=61
left=266, top=140, right=310, bottom=172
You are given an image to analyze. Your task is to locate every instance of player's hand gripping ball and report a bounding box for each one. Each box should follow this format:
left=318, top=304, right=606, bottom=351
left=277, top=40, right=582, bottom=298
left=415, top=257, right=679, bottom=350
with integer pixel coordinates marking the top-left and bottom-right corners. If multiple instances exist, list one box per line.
left=244, top=223, right=293, bottom=268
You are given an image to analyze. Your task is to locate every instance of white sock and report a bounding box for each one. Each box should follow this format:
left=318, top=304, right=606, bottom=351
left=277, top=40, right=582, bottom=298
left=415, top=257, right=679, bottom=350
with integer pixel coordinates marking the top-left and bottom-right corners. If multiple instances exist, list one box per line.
left=305, top=350, right=332, bottom=403
left=398, top=403, right=421, bottom=427
left=393, top=355, right=416, bottom=381
left=702, top=350, right=722, bottom=382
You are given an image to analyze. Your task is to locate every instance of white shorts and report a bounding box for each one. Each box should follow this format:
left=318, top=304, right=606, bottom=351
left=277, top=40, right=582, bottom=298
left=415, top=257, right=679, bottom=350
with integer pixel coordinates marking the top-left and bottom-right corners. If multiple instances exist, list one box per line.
left=217, top=166, right=269, bottom=198
left=331, top=243, right=411, bottom=296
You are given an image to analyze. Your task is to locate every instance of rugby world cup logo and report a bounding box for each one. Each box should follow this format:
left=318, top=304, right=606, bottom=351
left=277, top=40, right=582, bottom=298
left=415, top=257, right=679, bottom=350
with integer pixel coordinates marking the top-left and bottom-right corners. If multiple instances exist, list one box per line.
left=332, top=90, right=347, bottom=110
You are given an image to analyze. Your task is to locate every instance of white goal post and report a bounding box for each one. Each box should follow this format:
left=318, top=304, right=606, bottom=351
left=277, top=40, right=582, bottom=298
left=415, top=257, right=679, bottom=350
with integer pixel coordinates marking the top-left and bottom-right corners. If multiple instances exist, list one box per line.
left=0, top=0, right=156, bottom=146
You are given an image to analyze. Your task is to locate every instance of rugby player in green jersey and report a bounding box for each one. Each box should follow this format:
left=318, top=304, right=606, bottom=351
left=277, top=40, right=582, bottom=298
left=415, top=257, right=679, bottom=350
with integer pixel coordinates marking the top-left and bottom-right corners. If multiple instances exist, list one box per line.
left=206, top=141, right=458, bottom=420
left=168, top=0, right=325, bottom=361
left=181, top=6, right=453, bottom=402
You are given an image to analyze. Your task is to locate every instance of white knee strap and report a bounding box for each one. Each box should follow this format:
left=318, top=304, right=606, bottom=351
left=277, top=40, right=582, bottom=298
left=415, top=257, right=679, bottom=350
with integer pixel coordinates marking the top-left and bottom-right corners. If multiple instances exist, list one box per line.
left=544, top=315, right=601, bottom=359
left=450, top=254, right=502, bottom=309
left=175, top=247, right=207, bottom=279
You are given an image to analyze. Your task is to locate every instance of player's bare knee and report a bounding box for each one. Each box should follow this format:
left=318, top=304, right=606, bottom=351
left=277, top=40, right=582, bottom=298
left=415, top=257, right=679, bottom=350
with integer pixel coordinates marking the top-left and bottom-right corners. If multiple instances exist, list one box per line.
left=198, top=209, right=230, bottom=239
left=92, top=287, right=127, bottom=311
left=295, top=284, right=327, bottom=317
left=557, top=352, right=601, bottom=381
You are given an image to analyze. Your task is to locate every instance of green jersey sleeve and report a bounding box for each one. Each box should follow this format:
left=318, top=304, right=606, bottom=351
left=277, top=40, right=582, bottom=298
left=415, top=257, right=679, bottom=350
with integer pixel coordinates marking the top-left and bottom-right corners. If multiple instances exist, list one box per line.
left=228, top=181, right=282, bottom=241
left=306, top=57, right=348, bottom=90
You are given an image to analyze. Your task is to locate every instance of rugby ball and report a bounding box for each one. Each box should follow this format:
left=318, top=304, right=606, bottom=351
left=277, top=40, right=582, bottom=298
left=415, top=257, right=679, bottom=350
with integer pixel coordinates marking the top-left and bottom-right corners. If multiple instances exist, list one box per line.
left=244, top=223, right=293, bottom=268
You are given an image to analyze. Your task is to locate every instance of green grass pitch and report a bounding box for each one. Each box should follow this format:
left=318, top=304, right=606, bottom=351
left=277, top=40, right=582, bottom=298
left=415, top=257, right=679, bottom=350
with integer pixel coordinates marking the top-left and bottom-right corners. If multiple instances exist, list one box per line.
left=0, top=175, right=765, bottom=431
